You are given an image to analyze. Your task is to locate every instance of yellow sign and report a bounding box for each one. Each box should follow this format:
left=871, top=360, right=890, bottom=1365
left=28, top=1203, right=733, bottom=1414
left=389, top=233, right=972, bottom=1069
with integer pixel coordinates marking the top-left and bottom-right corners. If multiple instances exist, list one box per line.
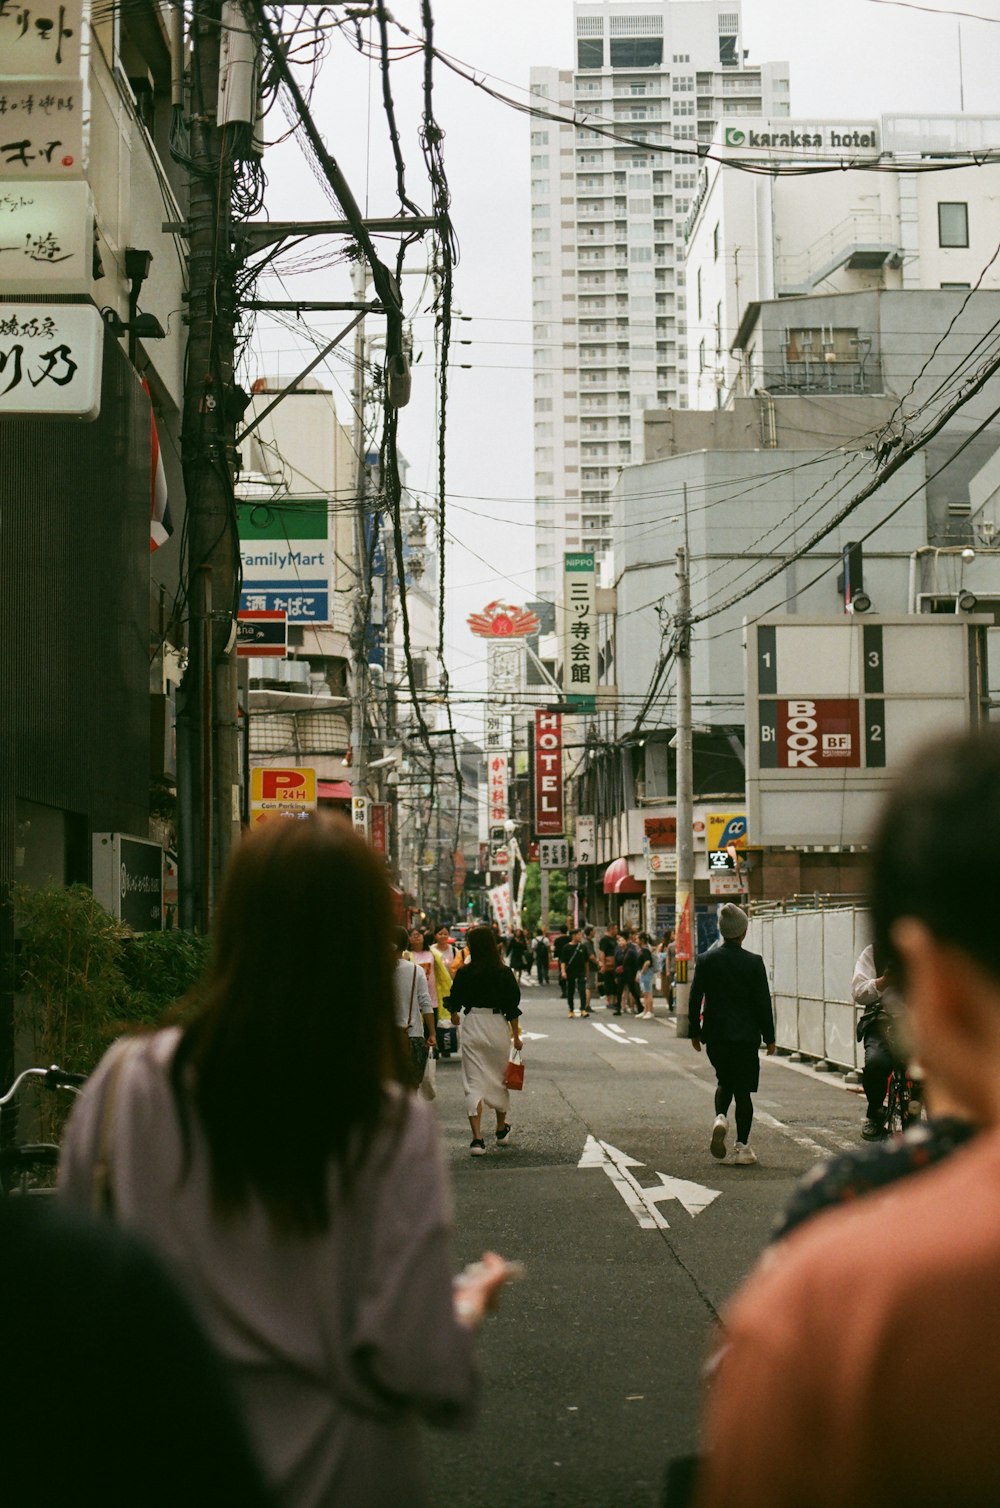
left=250, top=766, right=316, bottom=825
left=706, top=813, right=748, bottom=852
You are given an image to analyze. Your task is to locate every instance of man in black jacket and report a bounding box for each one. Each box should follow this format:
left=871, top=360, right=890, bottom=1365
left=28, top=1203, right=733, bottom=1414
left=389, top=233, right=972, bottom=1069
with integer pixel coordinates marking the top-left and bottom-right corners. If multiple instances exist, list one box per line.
left=690, top=904, right=775, bottom=1166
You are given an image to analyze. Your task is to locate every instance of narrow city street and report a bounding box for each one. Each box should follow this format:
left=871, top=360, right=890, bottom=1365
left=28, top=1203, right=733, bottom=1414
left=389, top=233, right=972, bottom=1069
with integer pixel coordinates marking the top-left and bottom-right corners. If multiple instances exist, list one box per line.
left=423, top=982, right=863, bottom=1508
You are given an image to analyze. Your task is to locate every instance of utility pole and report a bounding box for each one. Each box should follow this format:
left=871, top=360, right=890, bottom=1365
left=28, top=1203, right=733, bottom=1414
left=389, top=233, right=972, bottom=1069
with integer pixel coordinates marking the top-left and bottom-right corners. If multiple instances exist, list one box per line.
left=177, top=0, right=242, bottom=931
left=349, top=261, right=371, bottom=823
left=673, top=541, right=694, bottom=1037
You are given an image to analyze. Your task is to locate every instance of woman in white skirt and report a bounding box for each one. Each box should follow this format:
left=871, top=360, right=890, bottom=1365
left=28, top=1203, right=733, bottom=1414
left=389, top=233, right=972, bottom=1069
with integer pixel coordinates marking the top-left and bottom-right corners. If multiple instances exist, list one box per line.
left=449, top=926, right=523, bottom=1155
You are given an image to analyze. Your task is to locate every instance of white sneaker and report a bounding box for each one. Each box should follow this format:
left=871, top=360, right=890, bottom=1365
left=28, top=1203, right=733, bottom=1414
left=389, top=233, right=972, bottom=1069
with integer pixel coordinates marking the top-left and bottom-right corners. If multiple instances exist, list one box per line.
left=710, top=1114, right=729, bottom=1160
left=732, top=1142, right=758, bottom=1166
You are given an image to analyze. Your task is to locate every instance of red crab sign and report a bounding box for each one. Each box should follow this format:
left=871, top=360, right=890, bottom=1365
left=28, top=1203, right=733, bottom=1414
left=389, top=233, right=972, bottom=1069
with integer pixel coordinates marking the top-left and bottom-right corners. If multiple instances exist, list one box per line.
left=467, top=601, right=541, bottom=639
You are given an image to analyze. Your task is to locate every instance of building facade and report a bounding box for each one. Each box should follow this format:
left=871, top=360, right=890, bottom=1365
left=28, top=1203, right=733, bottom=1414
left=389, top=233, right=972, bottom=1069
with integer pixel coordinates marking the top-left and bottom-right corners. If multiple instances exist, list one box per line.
left=529, top=0, right=790, bottom=598
left=683, top=114, right=1000, bottom=408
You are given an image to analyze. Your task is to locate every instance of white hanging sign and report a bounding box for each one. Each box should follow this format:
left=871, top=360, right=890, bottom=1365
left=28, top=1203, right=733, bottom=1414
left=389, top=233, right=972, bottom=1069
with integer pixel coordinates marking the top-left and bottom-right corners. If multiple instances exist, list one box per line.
left=0, top=300, right=102, bottom=419
left=0, top=179, right=92, bottom=293
left=0, top=0, right=87, bottom=79
left=0, top=81, right=85, bottom=176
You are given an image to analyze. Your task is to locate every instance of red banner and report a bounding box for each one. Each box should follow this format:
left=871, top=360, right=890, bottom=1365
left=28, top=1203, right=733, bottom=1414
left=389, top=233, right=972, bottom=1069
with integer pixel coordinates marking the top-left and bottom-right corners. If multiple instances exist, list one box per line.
left=370, top=802, right=388, bottom=854
left=534, top=710, right=564, bottom=836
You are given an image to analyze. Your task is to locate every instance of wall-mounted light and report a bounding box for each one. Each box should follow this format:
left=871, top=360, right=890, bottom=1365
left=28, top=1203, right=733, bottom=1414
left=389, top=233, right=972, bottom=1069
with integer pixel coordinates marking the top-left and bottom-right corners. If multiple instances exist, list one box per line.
left=848, top=591, right=873, bottom=614
left=957, top=590, right=978, bottom=613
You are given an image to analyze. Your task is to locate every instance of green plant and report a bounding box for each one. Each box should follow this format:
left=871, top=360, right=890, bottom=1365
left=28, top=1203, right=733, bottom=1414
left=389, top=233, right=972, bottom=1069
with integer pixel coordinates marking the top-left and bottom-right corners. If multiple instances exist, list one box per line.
left=12, top=885, right=211, bottom=1136
left=522, top=863, right=568, bottom=935
left=14, top=884, right=129, bottom=1076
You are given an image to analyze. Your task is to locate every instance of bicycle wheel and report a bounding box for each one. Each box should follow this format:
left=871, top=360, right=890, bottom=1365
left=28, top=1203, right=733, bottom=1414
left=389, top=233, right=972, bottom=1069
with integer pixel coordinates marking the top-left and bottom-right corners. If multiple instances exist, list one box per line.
left=884, top=1073, right=911, bottom=1136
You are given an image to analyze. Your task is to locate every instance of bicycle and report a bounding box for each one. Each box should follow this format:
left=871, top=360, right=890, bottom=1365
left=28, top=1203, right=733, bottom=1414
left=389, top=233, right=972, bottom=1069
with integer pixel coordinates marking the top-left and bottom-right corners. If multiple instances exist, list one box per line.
left=0, top=1065, right=86, bottom=1196
left=883, top=1062, right=922, bottom=1136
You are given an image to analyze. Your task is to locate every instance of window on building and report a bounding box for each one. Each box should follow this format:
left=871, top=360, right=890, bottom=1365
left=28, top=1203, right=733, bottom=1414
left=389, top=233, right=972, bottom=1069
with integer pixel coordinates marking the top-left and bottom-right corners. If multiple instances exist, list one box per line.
left=696, top=266, right=702, bottom=319
left=938, top=202, right=969, bottom=248
left=941, top=281, right=972, bottom=290
left=713, top=223, right=720, bottom=260
left=610, top=39, right=663, bottom=67
left=673, top=53, right=690, bottom=63
left=674, top=99, right=695, bottom=115
left=531, top=131, right=549, bottom=146
left=674, top=75, right=694, bottom=91
left=578, top=38, right=603, bottom=68
left=698, top=338, right=706, bottom=371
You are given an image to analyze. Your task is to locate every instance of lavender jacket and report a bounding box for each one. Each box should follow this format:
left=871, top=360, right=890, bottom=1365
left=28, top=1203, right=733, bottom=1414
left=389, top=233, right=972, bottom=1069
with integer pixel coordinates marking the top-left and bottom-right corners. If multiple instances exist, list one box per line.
left=59, top=1028, right=478, bottom=1508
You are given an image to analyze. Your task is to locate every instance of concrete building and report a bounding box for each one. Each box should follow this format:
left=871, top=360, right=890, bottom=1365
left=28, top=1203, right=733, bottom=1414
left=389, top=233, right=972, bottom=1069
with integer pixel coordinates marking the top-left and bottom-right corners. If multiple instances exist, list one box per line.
left=529, top=0, right=790, bottom=599
left=582, top=289, right=1000, bottom=915
left=2, top=0, right=190, bottom=1018
left=683, top=113, right=1000, bottom=408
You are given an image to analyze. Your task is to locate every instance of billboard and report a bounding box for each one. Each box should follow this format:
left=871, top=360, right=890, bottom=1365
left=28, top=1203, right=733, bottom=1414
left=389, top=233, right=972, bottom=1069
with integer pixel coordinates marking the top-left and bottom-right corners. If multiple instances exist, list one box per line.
left=0, top=300, right=102, bottom=419
left=746, top=617, right=989, bottom=847
left=534, top=710, right=563, bottom=835
left=563, top=552, right=596, bottom=710
left=238, top=498, right=331, bottom=623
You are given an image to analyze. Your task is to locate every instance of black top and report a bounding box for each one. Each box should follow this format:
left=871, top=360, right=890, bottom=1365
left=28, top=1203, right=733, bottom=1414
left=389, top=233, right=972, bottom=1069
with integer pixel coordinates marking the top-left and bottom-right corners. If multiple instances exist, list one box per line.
left=597, top=934, right=617, bottom=968
left=689, top=939, right=775, bottom=1046
left=562, top=940, right=589, bottom=977
left=772, top=1116, right=977, bottom=1244
left=615, top=941, right=641, bottom=980
left=450, top=962, right=522, bottom=1021
left=0, top=1201, right=273, bottom=1507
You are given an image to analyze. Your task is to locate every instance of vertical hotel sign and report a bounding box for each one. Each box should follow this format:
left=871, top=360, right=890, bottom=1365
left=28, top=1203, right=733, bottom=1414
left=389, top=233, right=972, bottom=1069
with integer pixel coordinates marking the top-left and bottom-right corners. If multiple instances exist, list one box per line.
left=534, top=711, right=563, bottom=835
left=564, top=552, right=596, bottom=712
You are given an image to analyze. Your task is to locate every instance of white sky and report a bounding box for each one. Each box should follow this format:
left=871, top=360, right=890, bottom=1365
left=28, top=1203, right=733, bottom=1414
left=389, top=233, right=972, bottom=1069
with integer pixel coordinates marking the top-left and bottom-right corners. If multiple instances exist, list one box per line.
left=249, top=0, right=1000, bottom=732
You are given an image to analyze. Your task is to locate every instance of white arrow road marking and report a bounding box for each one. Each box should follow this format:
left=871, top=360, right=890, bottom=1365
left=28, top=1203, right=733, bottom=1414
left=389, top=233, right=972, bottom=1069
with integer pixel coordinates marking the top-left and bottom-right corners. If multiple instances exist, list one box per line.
left=519, top=1032, right=549, bottom=1042
left=578, top=1136, right=720, bottom=1230
left=593, top=1023, right=647, bottom=1046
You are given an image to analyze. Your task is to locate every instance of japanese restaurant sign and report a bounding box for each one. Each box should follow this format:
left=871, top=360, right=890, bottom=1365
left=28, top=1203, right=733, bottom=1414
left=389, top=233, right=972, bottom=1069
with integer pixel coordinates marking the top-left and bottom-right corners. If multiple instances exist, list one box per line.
left=0, top=0, right=86, bottom=78
left=487, top=753, right=508, bottom=825
left=0, top=299, right=102, bottom=418
left=0, top=82, right=84, bottom=175
left=563, top=552, right=596, bottom=711
left=0, top=179, right=93, bottom=292
left=534, top=710, right=563, bottom=836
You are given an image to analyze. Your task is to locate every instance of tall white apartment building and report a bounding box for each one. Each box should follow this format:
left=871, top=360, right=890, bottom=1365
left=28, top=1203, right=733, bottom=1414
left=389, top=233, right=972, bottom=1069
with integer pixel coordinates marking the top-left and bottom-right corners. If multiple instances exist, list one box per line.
left=529, top=0, right=789, bottom=599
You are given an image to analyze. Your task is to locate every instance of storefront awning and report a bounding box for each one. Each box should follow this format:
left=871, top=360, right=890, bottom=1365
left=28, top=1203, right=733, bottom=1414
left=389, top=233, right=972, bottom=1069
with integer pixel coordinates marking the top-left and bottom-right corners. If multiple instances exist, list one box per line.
left=602, top=857, right=645, bottom=895
left=317, top=780, right=352, bottom=801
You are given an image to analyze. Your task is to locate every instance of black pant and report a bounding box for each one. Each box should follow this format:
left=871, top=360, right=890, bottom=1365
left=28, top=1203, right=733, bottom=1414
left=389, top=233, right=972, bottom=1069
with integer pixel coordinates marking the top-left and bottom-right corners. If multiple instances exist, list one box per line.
left=536, top=960, right=550, bottom=985
left=862, top=1036, right=895, bottom=1119
left=566, top=973, right=588, bottom=1013
left=616, top=975, right=640, bottom=1012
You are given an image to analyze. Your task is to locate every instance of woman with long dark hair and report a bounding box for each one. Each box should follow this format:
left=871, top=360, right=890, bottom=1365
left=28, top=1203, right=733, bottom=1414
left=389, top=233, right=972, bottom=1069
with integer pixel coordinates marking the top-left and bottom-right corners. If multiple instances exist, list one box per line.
left=449, top=925, right=523, bottom=1155
left=58, top=816, right=512, bottom=1507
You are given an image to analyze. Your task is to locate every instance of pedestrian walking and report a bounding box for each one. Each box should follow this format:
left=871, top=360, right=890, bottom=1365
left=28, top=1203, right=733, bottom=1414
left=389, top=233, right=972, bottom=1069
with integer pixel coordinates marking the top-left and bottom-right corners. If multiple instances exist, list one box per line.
left=552, top=925, right=570, bottom=999
left=597, top=924, right=619, bottom=1008
left=449, top=926, right=524, bottom=1155
left=393, top=927, right=437, bottom=1088
left=637, top=932, right=656, bottom=1017
left=614, top=929, right=642, bottom=1015
left=533, top=929, right=550, bottom=986
left=693, top=726, right=1000, bottom=1508
left=582, top=925, right=599, bottom=1010
left=561, top=927, right=590, bottom=1018
left=506, top=927, right=530, bottom=983
left=689, top=903, right=775, bottom=1166
left=59, top=816, right=514, bottom=1508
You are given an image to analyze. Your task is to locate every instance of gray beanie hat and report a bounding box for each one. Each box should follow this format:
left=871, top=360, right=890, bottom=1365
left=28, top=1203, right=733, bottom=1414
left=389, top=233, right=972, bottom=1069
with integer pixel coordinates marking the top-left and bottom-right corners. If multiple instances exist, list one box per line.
left=718, top=903, right=748, bottom=940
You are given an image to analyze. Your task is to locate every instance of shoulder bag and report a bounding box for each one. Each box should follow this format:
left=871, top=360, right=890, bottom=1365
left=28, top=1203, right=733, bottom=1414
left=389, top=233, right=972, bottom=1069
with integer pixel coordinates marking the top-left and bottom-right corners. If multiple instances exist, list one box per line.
left=402, top=964, right=429, bottom=1087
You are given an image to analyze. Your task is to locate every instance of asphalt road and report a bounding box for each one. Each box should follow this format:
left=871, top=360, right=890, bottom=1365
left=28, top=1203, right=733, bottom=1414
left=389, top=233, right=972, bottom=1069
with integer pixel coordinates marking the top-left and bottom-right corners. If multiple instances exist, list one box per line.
left=422, top=980, right=864, bottom=1508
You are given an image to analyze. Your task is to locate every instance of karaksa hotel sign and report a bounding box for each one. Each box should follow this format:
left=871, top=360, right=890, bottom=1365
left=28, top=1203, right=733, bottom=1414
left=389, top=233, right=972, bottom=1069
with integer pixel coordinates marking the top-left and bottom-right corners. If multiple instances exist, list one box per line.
left=722, top=119, right=880, bottom=161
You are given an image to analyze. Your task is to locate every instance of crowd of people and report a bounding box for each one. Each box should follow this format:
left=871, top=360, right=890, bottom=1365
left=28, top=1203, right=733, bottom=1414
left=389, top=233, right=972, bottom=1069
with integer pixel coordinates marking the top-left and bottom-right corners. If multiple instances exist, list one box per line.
left=6, top=725, right=994, bottom=1506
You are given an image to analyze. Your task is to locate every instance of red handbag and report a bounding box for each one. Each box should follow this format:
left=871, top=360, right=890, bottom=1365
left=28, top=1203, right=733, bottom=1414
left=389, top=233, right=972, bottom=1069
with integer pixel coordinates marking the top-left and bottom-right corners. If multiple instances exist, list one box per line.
left=503, top=1049, right=524, bottom=1091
